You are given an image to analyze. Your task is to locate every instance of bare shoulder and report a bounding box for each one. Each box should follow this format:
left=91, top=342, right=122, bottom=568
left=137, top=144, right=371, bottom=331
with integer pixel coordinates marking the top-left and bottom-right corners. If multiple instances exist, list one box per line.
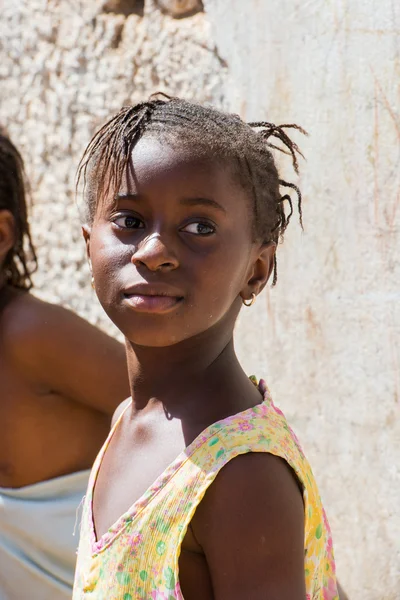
left=1, top=291, right=129, bottom=414
left=191, top=452, right=306, bottom=599
left=2, top=292, right=114, bottom=362
left=111, top=398, right=132, bottom=428
left=1, top=291, right=90, bottom=375
left=193, top=451, right=304, bottom=529
left=1, top=292, right=55, bottom=350
left=2, top=291, right=90, bottom=339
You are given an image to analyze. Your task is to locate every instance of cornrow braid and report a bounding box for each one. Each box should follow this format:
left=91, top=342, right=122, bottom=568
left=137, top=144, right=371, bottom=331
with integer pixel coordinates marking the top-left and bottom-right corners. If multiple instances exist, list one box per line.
left=0, top=130, right=38, bottom=290
left=77, top=94, right=306, bottom=285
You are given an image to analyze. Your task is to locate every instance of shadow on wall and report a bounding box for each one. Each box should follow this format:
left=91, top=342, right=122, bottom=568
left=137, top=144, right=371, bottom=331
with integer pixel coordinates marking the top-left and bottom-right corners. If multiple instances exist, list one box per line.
left=338, top=581, right=349, bottom=600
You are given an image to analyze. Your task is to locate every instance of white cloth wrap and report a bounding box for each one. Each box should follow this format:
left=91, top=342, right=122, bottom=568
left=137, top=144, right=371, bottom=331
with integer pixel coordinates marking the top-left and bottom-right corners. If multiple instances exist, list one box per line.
left=0, top=470, right=89, bottom=600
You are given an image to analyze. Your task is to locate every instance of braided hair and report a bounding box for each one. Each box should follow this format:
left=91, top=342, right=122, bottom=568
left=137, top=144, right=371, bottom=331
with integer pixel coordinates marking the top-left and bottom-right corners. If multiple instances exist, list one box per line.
left=0, top=130, right=37, bottom=290
left=77, top=94, right=306, bottom=285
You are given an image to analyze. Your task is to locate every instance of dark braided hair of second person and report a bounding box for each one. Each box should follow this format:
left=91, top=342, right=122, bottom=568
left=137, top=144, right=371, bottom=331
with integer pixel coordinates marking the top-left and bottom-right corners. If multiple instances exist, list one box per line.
left=77, top=94, right=307, bottom=285
left=0, top=130, right=37, bottom=291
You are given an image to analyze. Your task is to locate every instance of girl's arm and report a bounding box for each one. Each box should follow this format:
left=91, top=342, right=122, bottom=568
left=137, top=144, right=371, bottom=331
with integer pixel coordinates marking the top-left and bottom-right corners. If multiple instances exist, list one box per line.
left=5, top=294, right=129, bottom=415
left=189, top=452, right=306, bottom=600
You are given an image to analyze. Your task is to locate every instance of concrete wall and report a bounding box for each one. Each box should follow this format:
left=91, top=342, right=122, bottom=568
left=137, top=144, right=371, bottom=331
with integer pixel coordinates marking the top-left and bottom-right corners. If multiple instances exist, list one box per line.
left=204, top=2, right=400, bottom=598
left=1, top=1, right=399, bottom=597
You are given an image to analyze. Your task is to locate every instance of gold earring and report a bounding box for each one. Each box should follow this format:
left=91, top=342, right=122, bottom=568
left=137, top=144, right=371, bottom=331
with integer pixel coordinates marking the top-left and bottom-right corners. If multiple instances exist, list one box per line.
left=243, top=293, right=256, bottom=307
left=91, top=276, right=95, bottom=290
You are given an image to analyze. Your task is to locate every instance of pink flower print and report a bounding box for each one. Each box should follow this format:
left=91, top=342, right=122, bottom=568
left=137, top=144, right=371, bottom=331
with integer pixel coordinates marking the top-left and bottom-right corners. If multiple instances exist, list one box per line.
left=322, top=575, right=339, bottom=600
left=258, top=378, right=271, bottom=397
left=129, top=532, right=143, bottom=547
left=151, top=564, right=162, bottom=580
left=238, top=420, right=254, bottom=432
left=151, top=592, right=170, bottom=600
left=323, top=508, right=333, bottom=536
left=174, top=581, right=183, bottom=598
left=129, top=532, right=143, bottom=556
left=271, top=402, right=285, bottom=417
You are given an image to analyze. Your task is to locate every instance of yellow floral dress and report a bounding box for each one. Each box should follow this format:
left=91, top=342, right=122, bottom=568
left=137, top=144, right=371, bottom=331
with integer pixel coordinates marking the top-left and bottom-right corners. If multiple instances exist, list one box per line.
left=73, top=379, right=338, bottom=599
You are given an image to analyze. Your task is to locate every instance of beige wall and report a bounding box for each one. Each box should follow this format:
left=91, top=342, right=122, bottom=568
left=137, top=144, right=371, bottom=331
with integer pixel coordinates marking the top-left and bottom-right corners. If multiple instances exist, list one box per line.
left=204, top=2, right=400, bottom=597
left=1, top=0, right=227, bottom=330
left=1, top=1, right=399, bottom=597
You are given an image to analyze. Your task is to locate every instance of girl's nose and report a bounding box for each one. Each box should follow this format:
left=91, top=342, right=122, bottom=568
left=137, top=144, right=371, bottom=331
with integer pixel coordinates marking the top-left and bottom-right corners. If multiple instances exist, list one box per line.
left=131, top=233, right=179, bottom=272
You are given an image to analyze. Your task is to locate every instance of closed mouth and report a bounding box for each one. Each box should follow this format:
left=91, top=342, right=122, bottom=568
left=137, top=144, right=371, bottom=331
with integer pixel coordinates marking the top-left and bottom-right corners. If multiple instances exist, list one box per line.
left=123, top=283, right=184, bottom=297
left=123, top=288, right=184, bottom=314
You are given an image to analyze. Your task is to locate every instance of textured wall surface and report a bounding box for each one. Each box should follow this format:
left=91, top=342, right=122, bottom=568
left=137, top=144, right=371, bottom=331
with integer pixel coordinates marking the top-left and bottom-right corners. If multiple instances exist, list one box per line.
left=204, top=1, right=400, bottom=598
left=1, top=0, right=399, bottom=598
left=0, top=0, right=227, bottom=332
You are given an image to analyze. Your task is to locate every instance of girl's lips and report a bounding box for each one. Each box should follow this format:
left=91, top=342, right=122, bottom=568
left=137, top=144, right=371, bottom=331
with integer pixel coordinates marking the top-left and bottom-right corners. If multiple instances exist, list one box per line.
left=123, top=294, right=183, bottom=314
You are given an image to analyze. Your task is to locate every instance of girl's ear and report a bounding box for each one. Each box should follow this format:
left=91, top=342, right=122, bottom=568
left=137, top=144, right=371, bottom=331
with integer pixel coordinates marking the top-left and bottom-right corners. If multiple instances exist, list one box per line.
left=81, top=225, right=92, bottom=269
left=240, top=242, right=276, bottom=301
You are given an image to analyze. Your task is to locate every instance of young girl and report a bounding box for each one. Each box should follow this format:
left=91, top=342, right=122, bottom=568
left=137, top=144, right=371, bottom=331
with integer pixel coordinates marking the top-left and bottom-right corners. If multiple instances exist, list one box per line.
left=0, top=130, right=129, bottom=599
left=73, top=96, right=339, bottom=599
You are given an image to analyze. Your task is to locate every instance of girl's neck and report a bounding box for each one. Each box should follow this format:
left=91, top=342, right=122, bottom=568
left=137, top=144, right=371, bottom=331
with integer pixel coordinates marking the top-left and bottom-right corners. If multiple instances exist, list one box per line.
left=125, top=326, right=261, bottom=426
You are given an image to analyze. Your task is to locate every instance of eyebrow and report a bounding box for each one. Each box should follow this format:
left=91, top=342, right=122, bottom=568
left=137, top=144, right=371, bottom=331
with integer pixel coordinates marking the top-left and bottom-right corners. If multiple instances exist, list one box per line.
left=179, top=197, right=227, bottom=214
left=115, top=194, right=227, bottom=214
left=115, top=193, right=141, bottom=200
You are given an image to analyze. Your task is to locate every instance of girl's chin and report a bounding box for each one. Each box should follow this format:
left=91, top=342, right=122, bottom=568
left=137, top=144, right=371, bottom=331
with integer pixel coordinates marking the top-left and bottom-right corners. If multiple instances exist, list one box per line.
left=123, top=334, right=186, bottom=348
left=117, top=322, right=190, bottom=348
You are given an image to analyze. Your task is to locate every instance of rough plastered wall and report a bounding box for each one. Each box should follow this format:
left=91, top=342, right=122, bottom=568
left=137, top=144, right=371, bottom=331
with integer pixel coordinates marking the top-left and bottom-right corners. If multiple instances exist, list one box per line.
left=0, top=0, right=227, bottom=332
left=1, top=0, right=399, bottom=598
left=204, top=1, right=400, bottom=598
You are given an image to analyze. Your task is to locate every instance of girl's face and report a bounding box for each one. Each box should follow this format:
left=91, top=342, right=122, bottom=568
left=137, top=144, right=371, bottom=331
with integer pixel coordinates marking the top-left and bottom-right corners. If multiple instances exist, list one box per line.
left=84, top=137, right=273, bottom=347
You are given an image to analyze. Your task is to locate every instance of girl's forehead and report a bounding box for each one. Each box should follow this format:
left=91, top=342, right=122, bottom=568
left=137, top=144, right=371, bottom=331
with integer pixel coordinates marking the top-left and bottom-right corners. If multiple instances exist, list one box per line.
left=131, top=136, right=213, bottom=172
left=119, top=136, right=234, bottom=195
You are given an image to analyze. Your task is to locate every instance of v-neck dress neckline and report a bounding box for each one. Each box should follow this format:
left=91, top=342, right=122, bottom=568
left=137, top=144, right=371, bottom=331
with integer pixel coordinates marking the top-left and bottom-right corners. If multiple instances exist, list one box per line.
left=89, top=385, right=269, bottom=555
left=73, top=378, right=338, bottom=600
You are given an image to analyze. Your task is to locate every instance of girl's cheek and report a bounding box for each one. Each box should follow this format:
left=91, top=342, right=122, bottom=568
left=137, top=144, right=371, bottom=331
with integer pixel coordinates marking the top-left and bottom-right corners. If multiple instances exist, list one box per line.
left=92, top=234, right=133, bottom=275
left=91, top=223, right=119, bottom=254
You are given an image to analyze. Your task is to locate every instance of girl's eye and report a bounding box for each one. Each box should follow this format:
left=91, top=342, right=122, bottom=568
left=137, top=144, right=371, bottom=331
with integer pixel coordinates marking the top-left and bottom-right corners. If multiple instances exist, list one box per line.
left=181, top=222, right=215, bottom=236
left=113, top=215, right=145, bottom=229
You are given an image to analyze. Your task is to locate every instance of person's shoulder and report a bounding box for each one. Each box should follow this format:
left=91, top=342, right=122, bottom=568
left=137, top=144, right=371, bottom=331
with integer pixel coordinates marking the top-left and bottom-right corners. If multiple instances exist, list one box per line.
left=111, top=398, right=132, bottom=428
left=2, top=291, right=121, bottom=374
left=192, top=452, right=304, bottom=543
left=201, top=451, right=303, bottom=515
left=2, top=292, right=84, bottom=353
left=2, top=292, right=56, bottom=347
left=191, top=452, right=306, bottom=598
left=1, top=289, right=129, bottom=413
